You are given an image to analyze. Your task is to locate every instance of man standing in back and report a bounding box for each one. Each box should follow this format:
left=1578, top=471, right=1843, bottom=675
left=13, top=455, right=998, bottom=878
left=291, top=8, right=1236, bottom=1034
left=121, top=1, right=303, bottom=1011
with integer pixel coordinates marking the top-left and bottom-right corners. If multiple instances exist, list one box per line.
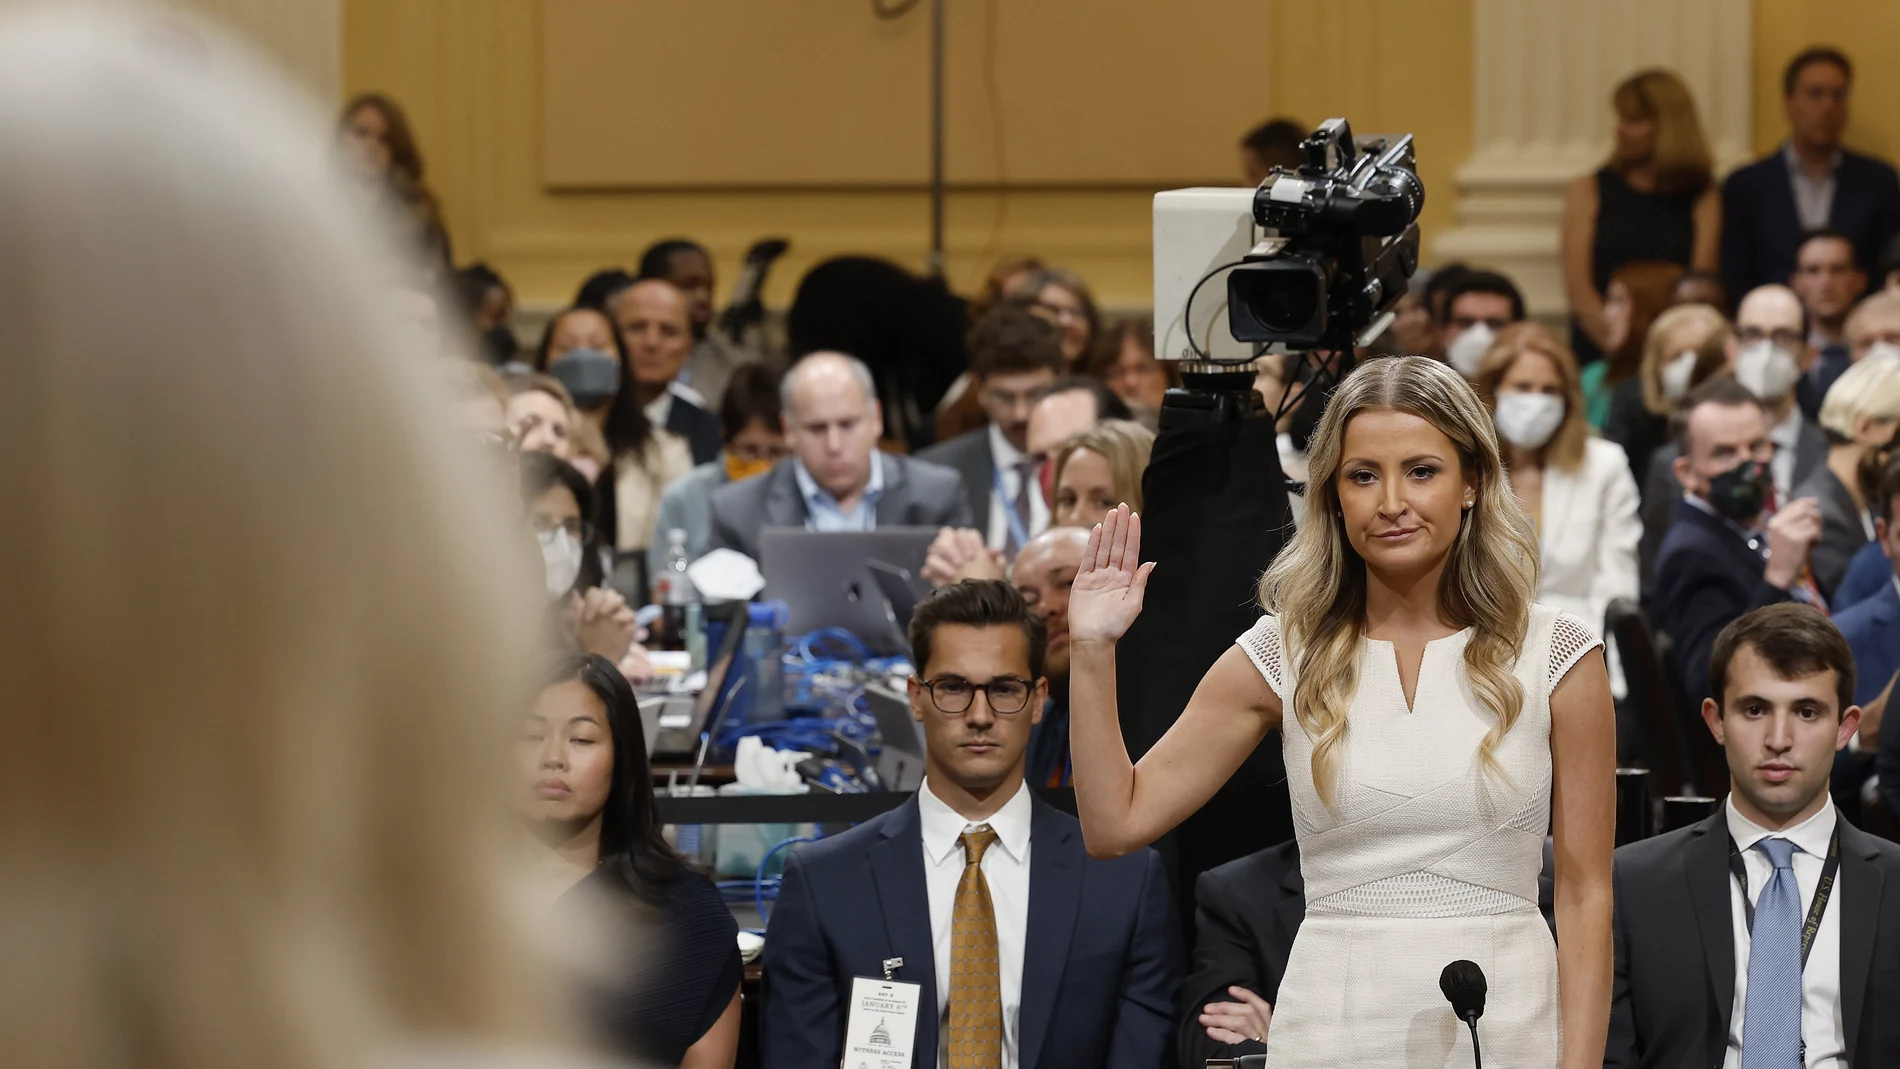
left=1607, top=604, right=1900, bottom=1067
left=1722, top=48, right=1900, bottom=302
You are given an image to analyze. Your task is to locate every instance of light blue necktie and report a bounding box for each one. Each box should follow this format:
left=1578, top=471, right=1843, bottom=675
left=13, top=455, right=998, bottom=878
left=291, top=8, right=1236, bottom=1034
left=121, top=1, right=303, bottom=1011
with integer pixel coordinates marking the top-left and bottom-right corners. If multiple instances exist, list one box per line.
left=1740, top=837, right=1803, bottom=1069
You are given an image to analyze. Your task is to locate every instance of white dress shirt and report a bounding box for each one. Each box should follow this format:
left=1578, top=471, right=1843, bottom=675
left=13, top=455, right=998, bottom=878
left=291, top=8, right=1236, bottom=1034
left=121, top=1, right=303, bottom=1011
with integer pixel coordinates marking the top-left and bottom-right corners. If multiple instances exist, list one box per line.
left=1723, top=796, right=1846, bottom=1069
left=641, top=380, right=707, bottom=429
left=984, top=423, right=1050, bottom=552
left=919, top=777, right=1032, bottom=1069
left=1769, top=406, right=1805, bottom=508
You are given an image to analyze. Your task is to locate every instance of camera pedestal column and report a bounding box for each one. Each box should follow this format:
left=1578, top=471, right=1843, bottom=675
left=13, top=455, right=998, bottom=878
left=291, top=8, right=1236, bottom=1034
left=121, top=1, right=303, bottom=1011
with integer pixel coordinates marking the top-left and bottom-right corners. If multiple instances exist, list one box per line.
left=1117, top=363, right=1296, bottom=932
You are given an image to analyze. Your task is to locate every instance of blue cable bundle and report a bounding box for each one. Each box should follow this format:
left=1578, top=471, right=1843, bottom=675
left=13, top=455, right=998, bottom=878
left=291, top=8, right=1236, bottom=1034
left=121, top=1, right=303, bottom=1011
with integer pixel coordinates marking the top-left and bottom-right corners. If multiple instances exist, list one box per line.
left=713, top=627, right=911, bottom=756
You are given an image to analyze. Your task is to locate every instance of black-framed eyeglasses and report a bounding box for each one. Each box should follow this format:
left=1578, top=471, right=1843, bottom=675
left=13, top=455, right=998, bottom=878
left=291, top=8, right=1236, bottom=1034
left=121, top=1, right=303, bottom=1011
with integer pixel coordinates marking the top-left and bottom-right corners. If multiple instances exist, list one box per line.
left=920, top=676, right=1035, bottom=715
left=530, top=512, right=593, bottom=544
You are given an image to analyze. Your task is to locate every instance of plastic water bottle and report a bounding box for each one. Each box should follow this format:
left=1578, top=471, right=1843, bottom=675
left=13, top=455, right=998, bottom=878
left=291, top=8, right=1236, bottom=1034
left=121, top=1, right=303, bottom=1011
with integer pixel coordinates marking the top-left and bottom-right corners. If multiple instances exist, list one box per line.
left=658, top=528, right=698, bottom=652
left=742, top=601, right=787, bottom=723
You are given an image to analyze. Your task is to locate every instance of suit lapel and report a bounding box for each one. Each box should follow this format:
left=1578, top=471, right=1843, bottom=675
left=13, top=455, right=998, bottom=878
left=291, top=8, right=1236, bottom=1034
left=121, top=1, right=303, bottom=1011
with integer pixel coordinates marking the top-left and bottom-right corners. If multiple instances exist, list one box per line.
left=1838, top=824, right=1884, bottom=1066
left=1018, top=798, right=1083, bottom=1069
left=763, top=464, right=807, bottom=529
left=1683, top=813, right=1738, bottom=1032
left=868, top=797, right=939, bottom=1064
left=873, top=453, right=905, bottom=527
left=1793, top=420, right=1827, bottom=490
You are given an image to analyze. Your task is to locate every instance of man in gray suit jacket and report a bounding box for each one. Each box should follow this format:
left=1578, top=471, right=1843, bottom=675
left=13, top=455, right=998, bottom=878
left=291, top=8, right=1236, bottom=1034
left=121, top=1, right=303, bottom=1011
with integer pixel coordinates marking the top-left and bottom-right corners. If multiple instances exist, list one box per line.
left=708, top=352, right=972, bottom=560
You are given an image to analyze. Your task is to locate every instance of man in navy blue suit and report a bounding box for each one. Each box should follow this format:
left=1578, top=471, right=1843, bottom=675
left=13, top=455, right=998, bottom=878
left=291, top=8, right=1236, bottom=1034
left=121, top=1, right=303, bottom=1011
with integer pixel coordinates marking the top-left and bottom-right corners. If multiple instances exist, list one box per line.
left=1722, top=48, right=1900, bottom=306
left=1853, top=456, right=1900, bottom=820
left=763, top=580, right=1181, bottom=1069
left=1652, top=377, right=1825, bottom=713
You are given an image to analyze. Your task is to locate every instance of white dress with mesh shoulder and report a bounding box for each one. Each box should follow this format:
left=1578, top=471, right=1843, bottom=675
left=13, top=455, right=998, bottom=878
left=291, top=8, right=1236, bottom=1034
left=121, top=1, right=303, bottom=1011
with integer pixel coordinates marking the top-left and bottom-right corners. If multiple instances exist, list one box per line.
left=1235, top=603, right=1600, bottom=1069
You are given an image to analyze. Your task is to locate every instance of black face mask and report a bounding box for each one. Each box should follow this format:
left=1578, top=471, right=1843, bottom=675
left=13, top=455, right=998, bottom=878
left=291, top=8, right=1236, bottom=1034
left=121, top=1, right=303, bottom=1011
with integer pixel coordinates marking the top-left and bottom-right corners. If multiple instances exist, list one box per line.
left=1706, top=456, right=1772, bottom=521
left=481, top=326, right=518, bottom=367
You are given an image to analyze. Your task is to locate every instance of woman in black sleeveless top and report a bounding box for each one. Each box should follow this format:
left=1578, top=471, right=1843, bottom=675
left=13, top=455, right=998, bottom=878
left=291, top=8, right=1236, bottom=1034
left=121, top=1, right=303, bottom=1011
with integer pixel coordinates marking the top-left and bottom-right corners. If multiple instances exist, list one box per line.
left=518, top=655, right=743, bottom=1068
left=1563, top=69, right=1721, bottom=368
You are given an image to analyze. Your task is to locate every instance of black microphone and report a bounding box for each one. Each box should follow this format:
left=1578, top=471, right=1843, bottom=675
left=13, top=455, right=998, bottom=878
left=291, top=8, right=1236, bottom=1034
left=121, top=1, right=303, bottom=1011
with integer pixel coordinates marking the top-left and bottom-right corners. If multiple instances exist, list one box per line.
left=1439, top=959, right=1487, bottom=1069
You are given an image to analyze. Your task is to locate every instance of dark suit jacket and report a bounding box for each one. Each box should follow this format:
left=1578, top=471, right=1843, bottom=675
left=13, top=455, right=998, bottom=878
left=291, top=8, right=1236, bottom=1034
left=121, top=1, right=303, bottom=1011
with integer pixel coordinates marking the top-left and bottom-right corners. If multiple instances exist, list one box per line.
left=706, top=453, right=974, bottom=562
left=1721, top=147, right=1900, bottom=301
left=761, top=792, right=1182, bottom=1069
left=1606, top=811, right=1900, bottom=1069
left=916, top=426, right=995, bottom=536
left=1176, top=839, right=1303, bottom=1069
left=1795, top=465, right=1870, bottom=600
left=1637, top=420, right=1826, bottom=603
left=1652, top=499, right=1796, bottom=708
left=666, top=393, right=723, bottom=466
left=1844, top=585, right=1900, bottom=821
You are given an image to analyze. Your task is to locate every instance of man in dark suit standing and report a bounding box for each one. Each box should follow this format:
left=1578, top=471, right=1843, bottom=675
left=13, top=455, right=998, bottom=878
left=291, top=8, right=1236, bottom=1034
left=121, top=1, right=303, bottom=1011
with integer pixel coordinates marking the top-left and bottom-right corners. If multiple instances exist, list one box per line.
left=763, top=580, right=1181, bottom=1069
left=1607, top=604, right=1900, bottom=1068
left=613, top=278, right=724, bottom=464
left=1721, top=48, right=1900, bottom=305
left=706, top=352, right=972, bottom=561
left=1653, top=377, right=1824, bottom=710
left=918, top=305, right=1066, bottom=559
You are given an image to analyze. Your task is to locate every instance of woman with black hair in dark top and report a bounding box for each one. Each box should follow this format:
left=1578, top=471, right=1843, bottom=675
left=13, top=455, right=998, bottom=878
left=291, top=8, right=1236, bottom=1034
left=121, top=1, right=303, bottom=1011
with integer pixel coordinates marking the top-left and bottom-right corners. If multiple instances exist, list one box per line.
left=518, top=654, right=742, bottom=1068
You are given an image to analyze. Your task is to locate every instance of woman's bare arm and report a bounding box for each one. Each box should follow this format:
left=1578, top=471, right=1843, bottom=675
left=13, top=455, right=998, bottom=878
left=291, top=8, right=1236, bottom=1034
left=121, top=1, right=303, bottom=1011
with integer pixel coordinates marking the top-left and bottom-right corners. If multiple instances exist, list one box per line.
left=679, top=989, right=742, bottom=1069
left=1549, top=647, right=1616, bottom=1069
left=1066, top=505, right=1282, bottom=859
left=1691, top=185, right=1722, bottom=273
left=1562, top=175, right=1609, bottom=349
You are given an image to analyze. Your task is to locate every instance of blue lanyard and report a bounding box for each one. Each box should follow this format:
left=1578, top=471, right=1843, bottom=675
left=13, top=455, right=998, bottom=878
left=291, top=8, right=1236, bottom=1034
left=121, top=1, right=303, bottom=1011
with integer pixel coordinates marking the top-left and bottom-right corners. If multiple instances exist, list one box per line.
left=992, top=463, right=1030, bottom=549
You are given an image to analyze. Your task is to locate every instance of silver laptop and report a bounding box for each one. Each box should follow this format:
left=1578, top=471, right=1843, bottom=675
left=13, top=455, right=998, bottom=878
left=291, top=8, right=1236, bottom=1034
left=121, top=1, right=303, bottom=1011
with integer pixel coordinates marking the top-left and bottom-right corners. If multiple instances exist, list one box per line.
left=864, top=681, right=927, bottom=792
left=757, top=527, right=939, bottom=654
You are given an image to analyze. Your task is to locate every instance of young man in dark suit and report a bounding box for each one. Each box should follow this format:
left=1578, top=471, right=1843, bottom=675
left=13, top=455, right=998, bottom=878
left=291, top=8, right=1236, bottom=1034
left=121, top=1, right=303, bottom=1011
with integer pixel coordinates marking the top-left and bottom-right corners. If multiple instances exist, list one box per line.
left=1607, top=604, right=1900, bottom=1068
left=762, top=580, right=1180, bottom=1069
left=917, top=305, right=1066, bottom=558
left=1721, top=48, right=1900, bottom=305
left=1175, top=838, right=1303, bottom=1069
left=1652, top=376, right=1824, bottom=712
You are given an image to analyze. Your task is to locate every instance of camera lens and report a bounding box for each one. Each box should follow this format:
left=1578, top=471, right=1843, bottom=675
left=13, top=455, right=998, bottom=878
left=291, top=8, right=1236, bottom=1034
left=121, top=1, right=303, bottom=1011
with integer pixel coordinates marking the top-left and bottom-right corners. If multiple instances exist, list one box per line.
left=1258, top=274, right=1319, bottom=332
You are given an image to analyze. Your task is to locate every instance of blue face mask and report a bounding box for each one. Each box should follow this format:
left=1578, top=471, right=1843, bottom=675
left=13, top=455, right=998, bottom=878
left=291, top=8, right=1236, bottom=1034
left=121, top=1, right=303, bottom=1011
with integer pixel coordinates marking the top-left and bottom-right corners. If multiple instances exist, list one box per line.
left=549, top=347, right=620, bottom=409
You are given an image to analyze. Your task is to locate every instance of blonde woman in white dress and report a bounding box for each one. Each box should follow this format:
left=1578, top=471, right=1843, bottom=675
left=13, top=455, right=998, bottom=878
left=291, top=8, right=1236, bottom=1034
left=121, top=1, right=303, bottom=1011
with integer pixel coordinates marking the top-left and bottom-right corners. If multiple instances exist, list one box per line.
left=1067, top=355, right=1616, bottom=1068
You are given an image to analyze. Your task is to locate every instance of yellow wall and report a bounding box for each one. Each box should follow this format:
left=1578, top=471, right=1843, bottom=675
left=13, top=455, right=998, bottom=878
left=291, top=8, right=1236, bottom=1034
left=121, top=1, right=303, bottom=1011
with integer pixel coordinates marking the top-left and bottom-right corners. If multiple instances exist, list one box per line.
left=184, top=0, right=339, bottom=100
left=342, top=0, right=1471, bottom=312
left=1753, top=3, right=1900, bottom=159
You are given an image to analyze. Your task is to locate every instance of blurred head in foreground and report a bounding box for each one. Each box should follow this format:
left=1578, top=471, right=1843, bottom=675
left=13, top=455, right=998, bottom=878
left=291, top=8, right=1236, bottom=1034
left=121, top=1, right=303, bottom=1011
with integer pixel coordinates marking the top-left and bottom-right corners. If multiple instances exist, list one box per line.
left=0, top=7, right=560, bottom=1068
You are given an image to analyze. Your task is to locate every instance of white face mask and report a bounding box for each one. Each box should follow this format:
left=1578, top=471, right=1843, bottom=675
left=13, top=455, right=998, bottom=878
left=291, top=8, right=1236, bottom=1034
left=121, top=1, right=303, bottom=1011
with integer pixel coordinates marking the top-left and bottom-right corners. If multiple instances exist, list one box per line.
left=1734, top=339, right=1801, bottom=401
left=1493, top=392, right=1566, bottom=450
left=1660, top=350, right=1699, bottom=403
left=1446, top=322, right=1496, bottom=378
left=539, top=528, right=583, bottom=597
left=1863, top=340, right=1900, bottom=364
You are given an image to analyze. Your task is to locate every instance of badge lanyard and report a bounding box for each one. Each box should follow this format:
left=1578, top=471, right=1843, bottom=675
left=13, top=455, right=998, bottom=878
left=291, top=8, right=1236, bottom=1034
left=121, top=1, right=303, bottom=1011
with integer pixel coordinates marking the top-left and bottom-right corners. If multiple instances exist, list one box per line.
left=1728, top=824, right=1841, bottom=969
left=992, top=464, right=1030, bottom=550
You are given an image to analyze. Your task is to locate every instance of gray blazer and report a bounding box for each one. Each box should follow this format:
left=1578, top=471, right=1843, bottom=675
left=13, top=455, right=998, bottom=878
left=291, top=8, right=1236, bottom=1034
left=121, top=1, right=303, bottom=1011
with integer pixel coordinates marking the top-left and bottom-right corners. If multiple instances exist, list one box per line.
left=1795, top=464, right=1871, bottom=599
left=915, top=426, right=995, bottom=535
left=706, top=452, right=974, bottom=561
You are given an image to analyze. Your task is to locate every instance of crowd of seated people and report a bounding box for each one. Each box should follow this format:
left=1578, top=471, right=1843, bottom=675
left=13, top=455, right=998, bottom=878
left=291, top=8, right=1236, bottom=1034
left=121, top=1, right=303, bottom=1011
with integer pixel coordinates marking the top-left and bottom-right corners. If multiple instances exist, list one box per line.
left=345, top=41, right=1900, bottom=1069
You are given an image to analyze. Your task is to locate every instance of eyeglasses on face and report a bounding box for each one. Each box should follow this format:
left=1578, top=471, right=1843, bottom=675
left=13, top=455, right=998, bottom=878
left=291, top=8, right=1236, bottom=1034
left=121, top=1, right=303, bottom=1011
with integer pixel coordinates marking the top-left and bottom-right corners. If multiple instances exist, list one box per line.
left=919, top=675, right=1035, bottom=715
left=530, top=513, right=592, bottom=543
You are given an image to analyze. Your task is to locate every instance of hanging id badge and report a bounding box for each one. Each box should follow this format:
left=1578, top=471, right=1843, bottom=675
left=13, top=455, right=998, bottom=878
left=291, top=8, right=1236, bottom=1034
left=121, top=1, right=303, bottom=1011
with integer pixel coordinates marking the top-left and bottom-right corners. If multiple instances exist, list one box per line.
left=845, top=959, right=922, bottom=1069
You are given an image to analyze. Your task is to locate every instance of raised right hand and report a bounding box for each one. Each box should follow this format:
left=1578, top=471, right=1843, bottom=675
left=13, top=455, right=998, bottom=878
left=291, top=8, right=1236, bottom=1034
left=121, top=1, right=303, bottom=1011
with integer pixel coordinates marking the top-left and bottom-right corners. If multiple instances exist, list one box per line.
left=1068, top=504, right=1155, bottom=646
left=1764, top=497, right=1824, bottom=589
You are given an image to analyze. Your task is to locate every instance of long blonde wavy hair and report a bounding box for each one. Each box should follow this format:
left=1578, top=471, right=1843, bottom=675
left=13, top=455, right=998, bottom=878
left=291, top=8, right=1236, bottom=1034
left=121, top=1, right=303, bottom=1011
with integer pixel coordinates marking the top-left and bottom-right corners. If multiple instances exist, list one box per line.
left=1259, top=356, right=1541, bottom=806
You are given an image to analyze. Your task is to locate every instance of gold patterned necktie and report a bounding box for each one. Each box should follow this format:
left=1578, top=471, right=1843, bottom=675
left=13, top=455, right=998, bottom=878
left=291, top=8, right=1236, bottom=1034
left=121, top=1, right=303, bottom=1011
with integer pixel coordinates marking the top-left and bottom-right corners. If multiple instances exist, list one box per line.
left=947, top=825, right=1002, bottom=1069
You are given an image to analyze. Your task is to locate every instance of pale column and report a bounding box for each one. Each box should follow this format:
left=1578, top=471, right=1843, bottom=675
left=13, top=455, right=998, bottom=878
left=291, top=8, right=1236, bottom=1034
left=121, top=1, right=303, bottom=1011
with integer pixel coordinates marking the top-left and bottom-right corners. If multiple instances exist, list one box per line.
left=181, top=0, right=341, bottom=101
left=1433, top=0, right=1751, bottom=315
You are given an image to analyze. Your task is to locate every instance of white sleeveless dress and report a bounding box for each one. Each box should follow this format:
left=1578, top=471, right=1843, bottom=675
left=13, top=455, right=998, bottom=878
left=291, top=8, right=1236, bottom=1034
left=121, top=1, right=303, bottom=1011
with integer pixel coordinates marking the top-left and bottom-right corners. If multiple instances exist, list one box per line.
left=1235, top=604, right=1600, bottom=1069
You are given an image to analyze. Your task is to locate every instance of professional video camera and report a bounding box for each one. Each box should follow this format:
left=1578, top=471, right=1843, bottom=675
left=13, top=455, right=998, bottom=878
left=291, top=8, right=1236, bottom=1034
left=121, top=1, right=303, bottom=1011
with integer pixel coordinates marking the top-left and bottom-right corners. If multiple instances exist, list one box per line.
left=1226, top=119, right=1423, bottom=351
left=1154, top=118, right=1423, bottom=384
